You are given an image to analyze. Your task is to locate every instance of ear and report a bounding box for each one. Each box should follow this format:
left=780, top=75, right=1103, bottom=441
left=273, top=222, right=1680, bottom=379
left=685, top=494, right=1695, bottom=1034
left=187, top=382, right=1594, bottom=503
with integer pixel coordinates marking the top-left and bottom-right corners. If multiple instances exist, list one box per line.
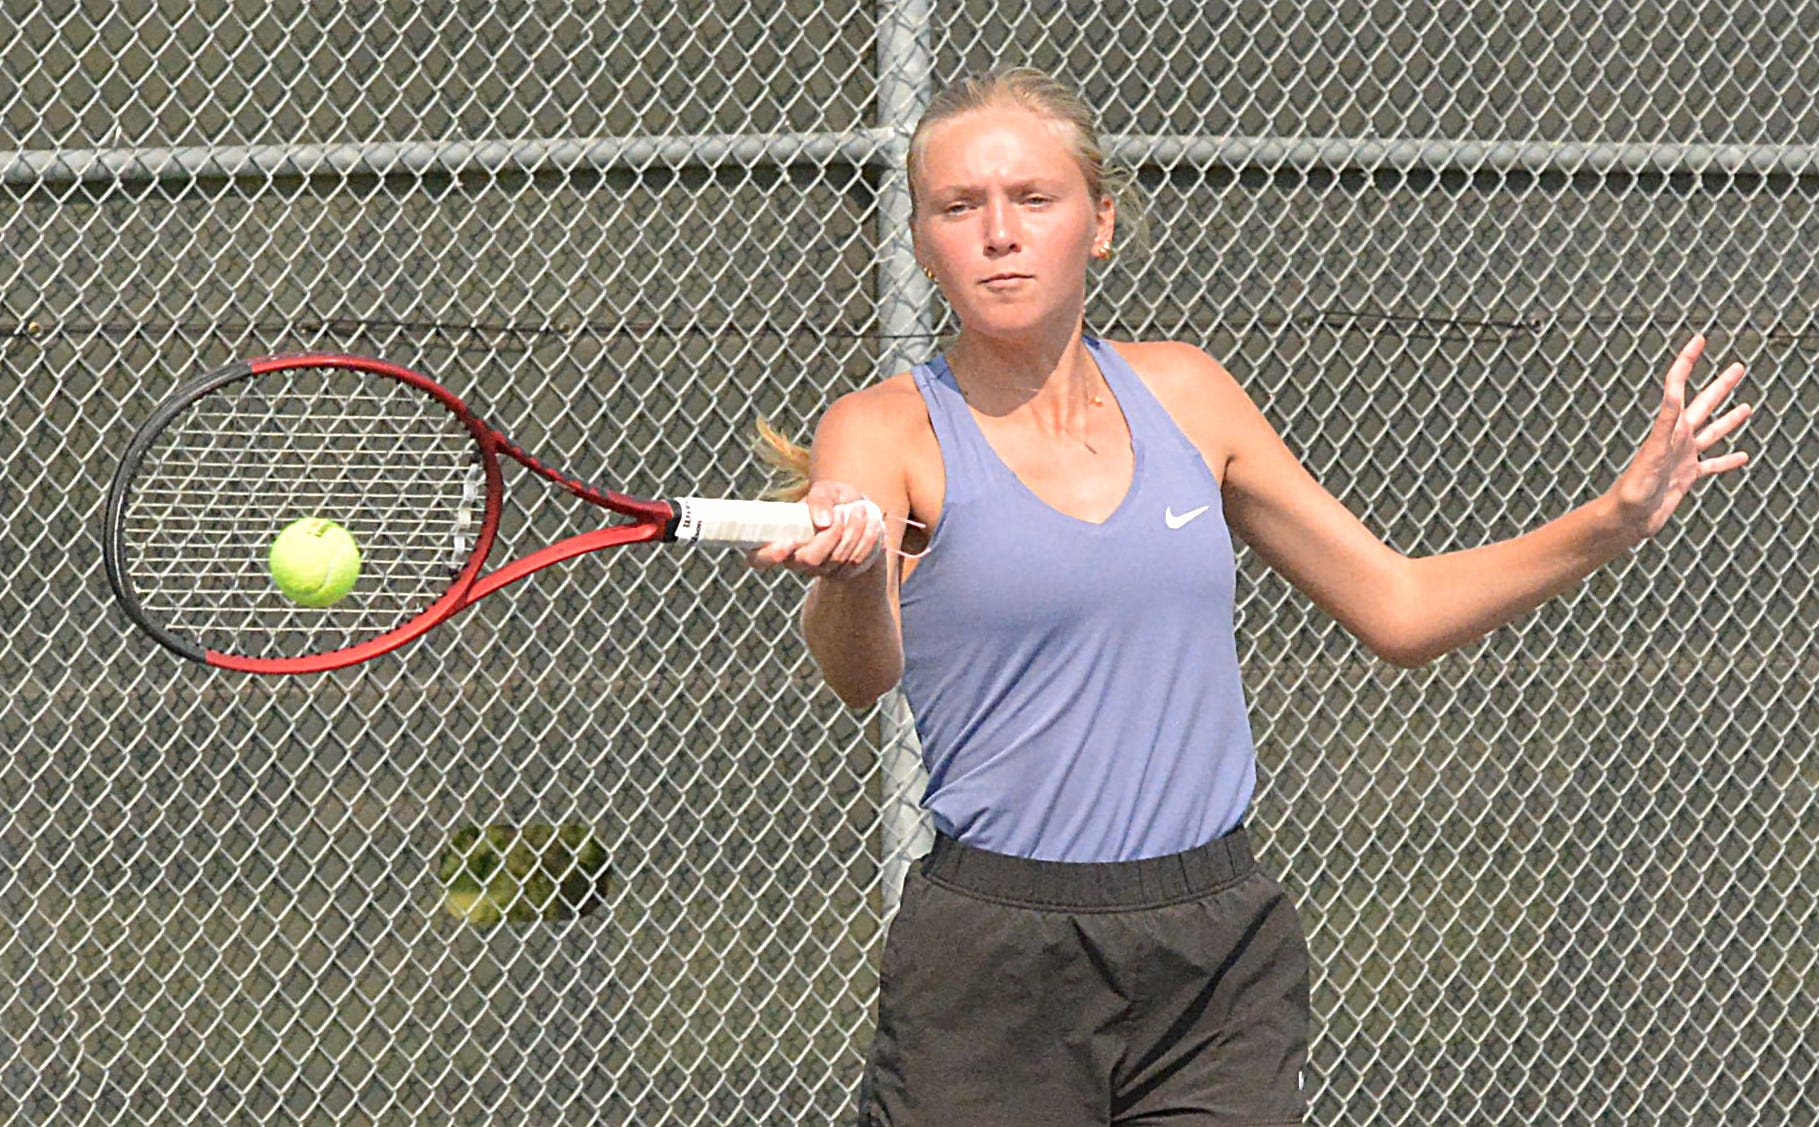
left=909, top=229, right=931, bottom=277
left=1093, top=194, right=1117, bottom=257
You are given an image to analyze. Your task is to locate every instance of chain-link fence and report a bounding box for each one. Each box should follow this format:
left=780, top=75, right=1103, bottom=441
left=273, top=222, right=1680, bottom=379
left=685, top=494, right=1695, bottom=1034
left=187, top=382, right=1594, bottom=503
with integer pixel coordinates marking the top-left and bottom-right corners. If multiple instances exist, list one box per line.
left=4, top=1, right=1815, bottom=1123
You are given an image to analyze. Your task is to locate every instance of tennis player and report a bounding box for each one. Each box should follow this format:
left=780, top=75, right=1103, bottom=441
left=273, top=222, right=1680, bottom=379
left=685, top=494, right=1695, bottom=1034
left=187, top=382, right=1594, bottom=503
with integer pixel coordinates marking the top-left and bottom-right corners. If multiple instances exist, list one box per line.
left=748, top=67, right=1753, bottom=1127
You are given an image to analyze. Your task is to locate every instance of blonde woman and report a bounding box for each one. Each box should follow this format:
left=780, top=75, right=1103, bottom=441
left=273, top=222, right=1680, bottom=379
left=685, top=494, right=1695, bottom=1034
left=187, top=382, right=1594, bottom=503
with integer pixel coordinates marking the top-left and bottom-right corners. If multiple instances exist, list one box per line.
left=749, top=68, right=1752, bottom=1127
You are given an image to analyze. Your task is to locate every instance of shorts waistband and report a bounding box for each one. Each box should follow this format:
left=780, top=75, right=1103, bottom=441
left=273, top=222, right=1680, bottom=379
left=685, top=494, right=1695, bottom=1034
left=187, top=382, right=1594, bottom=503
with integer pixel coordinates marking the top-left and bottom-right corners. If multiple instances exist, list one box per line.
left=918, top=826, right=1256, bottom=910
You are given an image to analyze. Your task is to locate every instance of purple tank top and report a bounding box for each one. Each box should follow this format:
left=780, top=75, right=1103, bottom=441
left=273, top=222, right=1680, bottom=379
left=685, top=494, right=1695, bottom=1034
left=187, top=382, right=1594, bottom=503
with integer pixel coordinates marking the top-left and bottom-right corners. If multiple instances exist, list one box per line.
left=898, top=336, right=1256, bottom=862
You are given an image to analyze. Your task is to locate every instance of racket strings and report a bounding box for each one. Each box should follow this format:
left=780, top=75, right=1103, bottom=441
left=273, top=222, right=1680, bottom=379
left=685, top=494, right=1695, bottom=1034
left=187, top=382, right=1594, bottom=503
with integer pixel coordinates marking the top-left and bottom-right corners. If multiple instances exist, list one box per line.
left=122, top=366, right=482, bottom=658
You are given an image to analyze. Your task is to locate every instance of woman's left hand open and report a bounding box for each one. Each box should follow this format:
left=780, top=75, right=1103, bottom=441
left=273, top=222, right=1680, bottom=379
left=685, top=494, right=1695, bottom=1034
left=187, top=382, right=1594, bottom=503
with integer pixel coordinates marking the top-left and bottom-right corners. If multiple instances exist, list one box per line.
left=1610, top=333, right=1755, bottom=541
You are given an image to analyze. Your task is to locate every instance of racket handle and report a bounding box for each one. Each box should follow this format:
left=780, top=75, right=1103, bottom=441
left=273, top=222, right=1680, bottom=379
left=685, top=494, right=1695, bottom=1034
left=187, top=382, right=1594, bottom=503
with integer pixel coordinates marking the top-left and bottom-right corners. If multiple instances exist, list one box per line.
left=669, top=497, right=882, bottom=548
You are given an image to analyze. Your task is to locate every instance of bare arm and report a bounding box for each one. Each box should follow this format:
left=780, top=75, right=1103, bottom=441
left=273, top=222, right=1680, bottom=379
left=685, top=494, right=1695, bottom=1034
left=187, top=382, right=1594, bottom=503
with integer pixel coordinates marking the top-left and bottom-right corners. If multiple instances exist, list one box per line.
left=1145, top=337, right=1752, bottom=668
left=1396, top=334, right=1754, bottom=665
left=747, top=387, right=913, bottom=707
left=1389, top=494, right=1641, bottom=666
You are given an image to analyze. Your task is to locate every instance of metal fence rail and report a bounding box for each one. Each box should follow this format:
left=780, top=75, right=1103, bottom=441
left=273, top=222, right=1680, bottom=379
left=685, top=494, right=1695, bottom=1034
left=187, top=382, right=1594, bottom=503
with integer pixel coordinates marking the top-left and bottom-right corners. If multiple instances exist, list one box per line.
left=3, top=1, right=1814, bottom=1123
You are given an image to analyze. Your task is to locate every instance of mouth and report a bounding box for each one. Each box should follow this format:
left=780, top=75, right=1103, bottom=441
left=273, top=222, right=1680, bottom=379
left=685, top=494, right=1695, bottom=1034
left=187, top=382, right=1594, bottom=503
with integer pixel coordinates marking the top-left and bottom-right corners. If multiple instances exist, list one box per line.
left=980, top=273, right=1033, bottom=285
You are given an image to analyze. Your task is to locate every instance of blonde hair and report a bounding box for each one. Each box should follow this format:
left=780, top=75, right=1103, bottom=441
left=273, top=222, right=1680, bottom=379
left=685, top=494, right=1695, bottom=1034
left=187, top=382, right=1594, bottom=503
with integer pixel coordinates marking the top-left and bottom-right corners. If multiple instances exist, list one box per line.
left=752, top=415, right=812, bottom=502
left=907, top=66, right=1148, bottom=255
left=757, top=67, right=1141, bottom=502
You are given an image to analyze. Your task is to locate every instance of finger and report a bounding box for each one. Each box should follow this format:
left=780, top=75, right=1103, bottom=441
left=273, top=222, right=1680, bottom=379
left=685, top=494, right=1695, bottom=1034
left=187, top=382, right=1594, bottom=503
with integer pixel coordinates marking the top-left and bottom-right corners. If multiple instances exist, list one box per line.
left=808, top=490, right=867, bottom=540
left=828, top=535, right=880, bottom=582
left=854, top=515, right=884, bottom=569
left=1699, top=450, right=1750, bottom=477
left=1663, top=333, right=1703, bottom=410
left=829, top=496, right=879, bottom=530
left=848, top=498, right=887, bottom=543
left=833, top=506, right=877, bottom=565
left=805, top=483, right=849, bottom=529
left=812, top=554, right=865, bottom=583
left=747, top=540, right=803, bottom=569
left=1686, top=362, right=1745, bottom=426
left=837, top=545, right=882, bottom=581
left=821, top=510, right=880, bottom=575
left=791, top=525, right=845, bottom=570
left=824, top=520, right=858, bottom=568
left=816, top=499, right=878, bottom=564
left=1695, top=400, right=1753, bottom=448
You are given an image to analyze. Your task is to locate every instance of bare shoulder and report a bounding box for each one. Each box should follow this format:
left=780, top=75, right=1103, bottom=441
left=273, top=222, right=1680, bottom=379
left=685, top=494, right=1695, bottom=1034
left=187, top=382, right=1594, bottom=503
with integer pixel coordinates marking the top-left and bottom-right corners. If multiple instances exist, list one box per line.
left=814, top=371, right=942, bottom=553
left=812, top=370, right=938, bottom=509
left=1099, top=338, right=1261, bottom=483
left=814, top=370, right=929, bottom=445
left=1104, top=338, right=1246, bottom=399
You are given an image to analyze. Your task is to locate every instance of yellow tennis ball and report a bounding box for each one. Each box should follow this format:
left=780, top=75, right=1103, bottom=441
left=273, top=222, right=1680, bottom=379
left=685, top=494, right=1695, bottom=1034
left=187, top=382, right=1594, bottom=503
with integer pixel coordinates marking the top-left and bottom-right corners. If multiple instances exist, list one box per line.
left=269, top=517, right=361, bottom=607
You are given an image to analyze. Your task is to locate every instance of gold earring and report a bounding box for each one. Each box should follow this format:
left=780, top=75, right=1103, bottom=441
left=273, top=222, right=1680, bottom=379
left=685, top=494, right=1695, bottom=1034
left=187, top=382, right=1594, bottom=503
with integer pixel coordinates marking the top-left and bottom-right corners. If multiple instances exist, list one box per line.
left=921, top=263, right=935, bottom=280
left=1093, top=238, right=1114, bottom=260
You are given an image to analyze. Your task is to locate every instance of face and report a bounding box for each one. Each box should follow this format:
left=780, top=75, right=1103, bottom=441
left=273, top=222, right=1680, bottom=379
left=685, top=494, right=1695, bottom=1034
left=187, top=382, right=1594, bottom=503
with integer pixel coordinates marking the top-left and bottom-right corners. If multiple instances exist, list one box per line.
left=911, top=107, right=1115, bottom=341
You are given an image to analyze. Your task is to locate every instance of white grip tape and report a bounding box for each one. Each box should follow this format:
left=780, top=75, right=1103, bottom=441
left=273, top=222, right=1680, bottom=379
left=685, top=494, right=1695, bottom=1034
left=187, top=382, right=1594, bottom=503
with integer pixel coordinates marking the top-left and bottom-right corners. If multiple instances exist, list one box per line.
left=671, top=497, right=882, bottom=548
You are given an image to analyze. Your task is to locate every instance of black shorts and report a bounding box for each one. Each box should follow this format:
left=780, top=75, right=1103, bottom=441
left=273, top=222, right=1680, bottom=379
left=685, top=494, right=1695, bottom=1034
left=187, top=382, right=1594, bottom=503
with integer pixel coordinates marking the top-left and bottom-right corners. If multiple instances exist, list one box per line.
left=855, top=826, right=1310, bottom=1127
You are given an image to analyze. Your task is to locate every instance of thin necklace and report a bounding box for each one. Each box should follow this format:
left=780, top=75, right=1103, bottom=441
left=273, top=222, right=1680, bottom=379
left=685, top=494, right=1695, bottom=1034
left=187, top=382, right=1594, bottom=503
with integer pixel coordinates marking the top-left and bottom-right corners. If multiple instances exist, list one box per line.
left=953, top=377, right=1106, bottom=409
left=955, top=376, right=1107, bottom=453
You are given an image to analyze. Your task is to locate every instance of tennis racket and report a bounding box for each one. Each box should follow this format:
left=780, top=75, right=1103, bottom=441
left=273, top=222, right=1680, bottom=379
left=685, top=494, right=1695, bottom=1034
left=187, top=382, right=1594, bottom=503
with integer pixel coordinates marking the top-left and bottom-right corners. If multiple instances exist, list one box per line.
left=103, top=353, right=851, bottom=674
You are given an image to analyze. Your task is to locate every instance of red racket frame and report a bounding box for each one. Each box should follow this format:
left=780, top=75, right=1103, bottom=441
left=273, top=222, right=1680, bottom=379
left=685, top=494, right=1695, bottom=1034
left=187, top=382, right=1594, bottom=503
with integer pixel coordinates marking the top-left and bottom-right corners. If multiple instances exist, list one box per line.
left=105, top=353, right=686, bottom=674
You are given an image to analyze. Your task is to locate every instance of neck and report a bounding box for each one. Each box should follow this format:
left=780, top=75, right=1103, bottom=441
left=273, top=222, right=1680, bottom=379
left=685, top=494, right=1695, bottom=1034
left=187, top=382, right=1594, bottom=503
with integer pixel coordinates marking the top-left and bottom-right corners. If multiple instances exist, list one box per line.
left=945, top=325, right=1104, bottom=418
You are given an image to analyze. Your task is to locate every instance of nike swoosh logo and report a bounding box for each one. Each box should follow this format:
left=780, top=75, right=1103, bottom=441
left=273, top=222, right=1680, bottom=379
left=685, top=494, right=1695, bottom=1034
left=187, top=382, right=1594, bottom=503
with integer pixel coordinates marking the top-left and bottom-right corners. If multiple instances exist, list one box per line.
left=1165, top=504, right=1211, bottom=529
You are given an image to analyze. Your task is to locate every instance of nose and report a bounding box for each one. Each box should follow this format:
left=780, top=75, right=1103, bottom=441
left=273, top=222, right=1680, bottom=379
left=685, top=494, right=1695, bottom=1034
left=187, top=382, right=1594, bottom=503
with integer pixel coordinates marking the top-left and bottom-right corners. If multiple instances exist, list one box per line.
left=983, top=198, right=1020, bottom=256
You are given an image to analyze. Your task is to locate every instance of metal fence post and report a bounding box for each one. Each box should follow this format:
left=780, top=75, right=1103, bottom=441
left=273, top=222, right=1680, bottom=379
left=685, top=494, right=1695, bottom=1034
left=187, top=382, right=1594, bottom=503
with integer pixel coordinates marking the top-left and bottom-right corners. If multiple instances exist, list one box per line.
left=872, top=0, right=936, bottom=919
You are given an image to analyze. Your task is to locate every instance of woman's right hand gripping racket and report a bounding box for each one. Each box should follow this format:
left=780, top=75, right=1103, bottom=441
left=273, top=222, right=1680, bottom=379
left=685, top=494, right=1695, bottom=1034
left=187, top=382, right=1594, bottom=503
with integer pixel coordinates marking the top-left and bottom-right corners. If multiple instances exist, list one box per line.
left=102, top=353, right=879, bottom=674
